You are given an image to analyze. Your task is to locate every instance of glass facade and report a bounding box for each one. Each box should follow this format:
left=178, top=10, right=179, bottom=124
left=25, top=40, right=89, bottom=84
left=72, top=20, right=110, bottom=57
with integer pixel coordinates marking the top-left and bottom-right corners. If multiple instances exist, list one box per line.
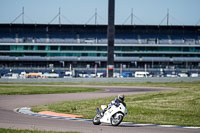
left=0, top=24, right=200, bottom=69
left=0, top=45, right=199, bottom=57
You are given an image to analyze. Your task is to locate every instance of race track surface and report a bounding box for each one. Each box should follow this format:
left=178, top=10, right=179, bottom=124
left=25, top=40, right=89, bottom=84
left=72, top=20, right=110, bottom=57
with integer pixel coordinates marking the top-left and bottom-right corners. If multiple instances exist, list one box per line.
left=0, top=85, right=199, bottom=133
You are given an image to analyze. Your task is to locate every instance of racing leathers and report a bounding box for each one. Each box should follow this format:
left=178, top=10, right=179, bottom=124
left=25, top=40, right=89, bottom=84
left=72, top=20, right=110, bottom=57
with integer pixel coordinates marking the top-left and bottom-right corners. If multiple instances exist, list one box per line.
left=101, top=98, right=126, bottom=115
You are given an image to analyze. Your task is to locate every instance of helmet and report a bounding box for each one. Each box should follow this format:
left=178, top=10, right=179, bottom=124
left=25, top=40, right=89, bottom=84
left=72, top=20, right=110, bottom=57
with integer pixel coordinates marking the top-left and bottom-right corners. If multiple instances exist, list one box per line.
left=118, top=94, right=125, bottom=102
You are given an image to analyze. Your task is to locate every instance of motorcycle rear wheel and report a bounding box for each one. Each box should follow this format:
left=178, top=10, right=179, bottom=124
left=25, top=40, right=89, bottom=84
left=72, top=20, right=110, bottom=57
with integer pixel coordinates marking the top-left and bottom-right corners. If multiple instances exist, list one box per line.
left=111, top=113, right=124, bottom=126
left=93, top=114, right=101, bottom=125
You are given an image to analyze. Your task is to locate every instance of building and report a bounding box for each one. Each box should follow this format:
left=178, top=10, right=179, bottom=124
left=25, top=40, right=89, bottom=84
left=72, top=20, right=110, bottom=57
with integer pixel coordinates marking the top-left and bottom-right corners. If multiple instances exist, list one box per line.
left=0, top=24, right=200, bottom=70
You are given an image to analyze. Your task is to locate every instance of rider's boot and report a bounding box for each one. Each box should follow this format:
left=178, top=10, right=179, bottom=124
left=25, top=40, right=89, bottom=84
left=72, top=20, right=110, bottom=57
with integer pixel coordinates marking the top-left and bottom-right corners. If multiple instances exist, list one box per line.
left=101, top=109, right=106, bottom=117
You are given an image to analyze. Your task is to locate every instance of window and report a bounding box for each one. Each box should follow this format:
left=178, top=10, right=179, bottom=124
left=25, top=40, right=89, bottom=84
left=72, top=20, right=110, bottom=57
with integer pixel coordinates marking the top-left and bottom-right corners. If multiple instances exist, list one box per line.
left=38, top=46, right=45, bottom=50
left=0, top=45, right=10, bottom=50
left=60, top=46, right=72, bottom=51
left=50, top=46, right=58, bottom=51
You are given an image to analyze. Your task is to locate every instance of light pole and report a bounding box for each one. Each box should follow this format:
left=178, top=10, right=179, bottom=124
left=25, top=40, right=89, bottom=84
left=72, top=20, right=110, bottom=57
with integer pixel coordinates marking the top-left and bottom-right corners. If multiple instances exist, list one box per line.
left=107, top=0, right=115, bottom=77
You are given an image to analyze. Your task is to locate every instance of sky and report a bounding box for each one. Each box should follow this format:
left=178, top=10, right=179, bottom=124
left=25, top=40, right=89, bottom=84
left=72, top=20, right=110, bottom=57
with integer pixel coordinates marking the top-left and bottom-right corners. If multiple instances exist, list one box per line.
left=0, top=0, right=200, bottom=25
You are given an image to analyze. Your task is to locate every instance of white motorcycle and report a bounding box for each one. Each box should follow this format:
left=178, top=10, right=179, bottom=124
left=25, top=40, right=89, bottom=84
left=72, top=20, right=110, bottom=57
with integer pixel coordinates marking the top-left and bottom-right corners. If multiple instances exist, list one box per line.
left=93, top=103, right=128, bottom=126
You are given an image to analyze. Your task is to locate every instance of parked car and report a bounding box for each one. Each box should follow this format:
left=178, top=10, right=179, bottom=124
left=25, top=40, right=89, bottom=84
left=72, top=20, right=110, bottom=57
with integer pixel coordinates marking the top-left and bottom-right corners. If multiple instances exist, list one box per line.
left=113, top=73, right=122, bottom=78
left=19, top=72, right=27, bottom=79
left=63, top=71, right=73, bottom=78
left=1, top=73, right=19, bottom=79
left=122, top=72, right=133, bottom=77
left=166, top=72, right=178, bottom=78
left=178, top=72, right=188, bottom=77
left=134, top=71, right=151, bottom=78
left=78, top=71, right=89, bottom=78
left=42, top=73, right=59, bottom=78
left=89, top=73, right=96, bottom=78
left=26, top=72, right=42, bottom=78
left=96, top=73, right=104, bottom=78
left=190, top=73, right=199, bottom=77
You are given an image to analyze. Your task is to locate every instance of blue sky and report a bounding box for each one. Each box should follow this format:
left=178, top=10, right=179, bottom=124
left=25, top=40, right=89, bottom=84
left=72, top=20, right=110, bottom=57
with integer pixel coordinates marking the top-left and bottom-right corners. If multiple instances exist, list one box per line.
left=0, top=0, right=200, bottom=25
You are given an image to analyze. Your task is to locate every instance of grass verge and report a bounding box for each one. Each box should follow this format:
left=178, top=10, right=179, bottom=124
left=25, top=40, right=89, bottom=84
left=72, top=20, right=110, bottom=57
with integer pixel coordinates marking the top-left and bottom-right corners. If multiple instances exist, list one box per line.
left=0, top=128, right=79, bottom=133
left=0, top=86, right=101, bottom=95
left=0, top=81, right=199, bottom=87
left=32, top=82, right=200, bottom=127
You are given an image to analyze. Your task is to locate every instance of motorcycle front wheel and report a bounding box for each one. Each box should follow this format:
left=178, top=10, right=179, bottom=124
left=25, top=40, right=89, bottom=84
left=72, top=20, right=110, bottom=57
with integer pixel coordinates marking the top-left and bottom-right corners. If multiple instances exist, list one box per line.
left=111, top=113, right=124, bottom=126
left=93, top=114, right=101, bottom=125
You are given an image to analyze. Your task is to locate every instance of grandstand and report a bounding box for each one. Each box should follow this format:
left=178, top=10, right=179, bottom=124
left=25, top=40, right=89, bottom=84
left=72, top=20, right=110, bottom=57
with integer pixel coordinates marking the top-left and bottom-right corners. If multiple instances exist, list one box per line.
left=0, top=23, right=200, bottom=70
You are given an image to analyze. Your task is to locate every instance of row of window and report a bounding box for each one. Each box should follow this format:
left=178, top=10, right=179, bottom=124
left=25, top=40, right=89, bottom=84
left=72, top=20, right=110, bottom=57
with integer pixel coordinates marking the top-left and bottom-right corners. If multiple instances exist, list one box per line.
left=0, top=53, right=199, bottom=57
left=1, top=45, right=200, bottom=52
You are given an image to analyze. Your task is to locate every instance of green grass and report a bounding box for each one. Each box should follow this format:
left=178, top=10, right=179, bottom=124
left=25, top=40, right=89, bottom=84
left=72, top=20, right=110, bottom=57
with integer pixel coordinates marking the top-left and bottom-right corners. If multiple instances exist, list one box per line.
left=32, top=82, right=200, bottom=127
left=0, top=86, right=101, bottom=95
left=0, top=128, right=79, bottom=133
left=0, top=81, right=199, bottom=87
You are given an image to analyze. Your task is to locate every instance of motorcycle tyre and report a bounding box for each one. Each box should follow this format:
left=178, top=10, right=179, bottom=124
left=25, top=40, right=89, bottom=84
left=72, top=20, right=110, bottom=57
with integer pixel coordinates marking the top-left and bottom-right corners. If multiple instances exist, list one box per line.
left=93, top=114, right=101, bottom=125
left=111, top=113, right=124, bottom=126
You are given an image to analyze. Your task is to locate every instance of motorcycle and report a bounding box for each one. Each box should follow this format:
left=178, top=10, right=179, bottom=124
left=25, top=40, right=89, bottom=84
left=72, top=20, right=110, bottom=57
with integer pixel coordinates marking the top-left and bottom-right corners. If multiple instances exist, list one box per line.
left=93, top=103, right=128, bottom=126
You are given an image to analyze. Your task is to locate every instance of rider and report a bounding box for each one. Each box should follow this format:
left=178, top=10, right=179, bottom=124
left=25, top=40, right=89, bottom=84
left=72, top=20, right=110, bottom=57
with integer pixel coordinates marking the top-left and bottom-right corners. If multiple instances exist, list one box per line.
left=101, top=94, right=126, bottom=116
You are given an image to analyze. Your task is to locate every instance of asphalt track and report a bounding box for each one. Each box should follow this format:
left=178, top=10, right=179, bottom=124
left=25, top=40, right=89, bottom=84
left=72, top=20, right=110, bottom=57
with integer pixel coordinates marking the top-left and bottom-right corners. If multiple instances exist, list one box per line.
left=0, top=85, right=199, bottom=133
